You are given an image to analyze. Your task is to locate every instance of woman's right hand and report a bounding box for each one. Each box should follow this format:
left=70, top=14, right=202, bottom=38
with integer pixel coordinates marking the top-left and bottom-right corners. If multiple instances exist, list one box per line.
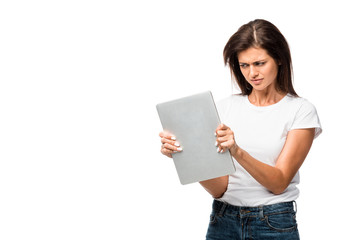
left=159, top=131, right=183, bottom=158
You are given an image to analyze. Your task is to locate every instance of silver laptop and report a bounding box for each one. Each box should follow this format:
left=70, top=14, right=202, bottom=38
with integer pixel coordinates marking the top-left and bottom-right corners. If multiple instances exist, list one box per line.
left=156, top=91, right=235, bottom=185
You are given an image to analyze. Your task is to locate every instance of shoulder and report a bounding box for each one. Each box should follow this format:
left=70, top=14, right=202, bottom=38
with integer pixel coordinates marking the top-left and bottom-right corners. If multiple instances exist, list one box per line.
left=286, top=95, right=322, bottom=138
left=285, top=95, right=317, bottom=112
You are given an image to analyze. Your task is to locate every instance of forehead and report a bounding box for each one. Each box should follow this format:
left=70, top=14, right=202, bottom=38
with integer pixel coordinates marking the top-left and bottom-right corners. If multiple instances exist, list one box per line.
left=237, top=47, right=271, bottom=63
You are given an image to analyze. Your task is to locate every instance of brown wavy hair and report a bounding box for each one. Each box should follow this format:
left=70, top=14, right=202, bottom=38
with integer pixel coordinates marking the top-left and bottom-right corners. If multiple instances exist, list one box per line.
left=223, top=19, right=298, bottom=96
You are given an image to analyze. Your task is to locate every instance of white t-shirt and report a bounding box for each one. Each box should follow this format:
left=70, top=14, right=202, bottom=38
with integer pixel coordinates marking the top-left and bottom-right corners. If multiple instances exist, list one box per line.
left=216, top=94, right=322, bottom=206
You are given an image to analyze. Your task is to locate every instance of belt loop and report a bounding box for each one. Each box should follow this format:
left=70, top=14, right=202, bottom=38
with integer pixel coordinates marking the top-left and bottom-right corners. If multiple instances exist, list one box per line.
left=218, top=202, right=227, bottom=217
left=293, top=201, right=297, bottom=213
left=259, top=206, right=264, bottom=219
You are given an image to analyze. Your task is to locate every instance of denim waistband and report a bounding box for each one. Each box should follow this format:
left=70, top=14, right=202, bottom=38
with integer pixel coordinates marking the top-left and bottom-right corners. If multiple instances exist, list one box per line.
left=212, top=200, right=297, bottom=218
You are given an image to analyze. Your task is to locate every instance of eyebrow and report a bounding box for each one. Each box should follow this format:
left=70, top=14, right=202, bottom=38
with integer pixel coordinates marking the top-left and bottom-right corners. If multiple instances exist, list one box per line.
left=238, top=59, right=267, bottom=64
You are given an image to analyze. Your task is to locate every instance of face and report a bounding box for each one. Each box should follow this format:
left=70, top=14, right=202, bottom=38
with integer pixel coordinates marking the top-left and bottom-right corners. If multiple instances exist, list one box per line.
left=237, top=47, right=279, bottom=93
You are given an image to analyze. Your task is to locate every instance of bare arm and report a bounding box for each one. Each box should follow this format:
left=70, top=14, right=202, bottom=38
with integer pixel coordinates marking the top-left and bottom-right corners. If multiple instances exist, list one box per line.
left=216, top=124, right=315, bottom=195
left=200, top=176, right=229, bottom=198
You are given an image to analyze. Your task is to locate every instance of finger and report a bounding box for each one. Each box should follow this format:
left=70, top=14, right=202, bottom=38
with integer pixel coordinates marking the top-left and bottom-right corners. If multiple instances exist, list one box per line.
left=217, top=128, right=234, bottom=138
left=216, top=138, right=227, bottom=153
left=220, top=139, right=236, bottom=152
left=216, top=135, right=233, bottom=151
left=216, top=145, right=227, bottom=153
left=216, top=130, right=228, bottom=137
left=161, top=144, right=182, bottom=158
left=216, top=146, right=227, bottom=154
left=163, top=142, right=183, bottom=152
left=160, top=148, right=173, bottom=158
left=160, top=137, right=173, bottom=144
left=216, top=123, right=228, bottom=131
left=161, top=138, right=181, bottom=148
left=159, top=131, right=176, bottom=140
left=215, top=132, right=229, bottom=149
left=219, top=141, right=231, bottom=149
left=215, top=123, right=229, bottom=136
left=216, top=135, right=230, bottom=143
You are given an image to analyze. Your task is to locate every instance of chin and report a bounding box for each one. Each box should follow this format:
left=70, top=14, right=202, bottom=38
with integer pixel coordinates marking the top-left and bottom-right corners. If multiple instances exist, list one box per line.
left=251, top=83, right=274, bottom=92
left=252, top=85, right=267, bottom=91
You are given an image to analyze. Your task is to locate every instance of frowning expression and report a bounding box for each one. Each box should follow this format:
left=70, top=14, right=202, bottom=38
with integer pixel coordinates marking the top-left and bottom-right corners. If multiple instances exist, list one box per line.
left=237, top=47, right=279, bottom=92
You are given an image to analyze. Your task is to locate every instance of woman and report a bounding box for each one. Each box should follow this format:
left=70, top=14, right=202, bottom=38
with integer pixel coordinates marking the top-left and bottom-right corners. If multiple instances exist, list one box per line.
left=159, top=19, right=321, bottom=239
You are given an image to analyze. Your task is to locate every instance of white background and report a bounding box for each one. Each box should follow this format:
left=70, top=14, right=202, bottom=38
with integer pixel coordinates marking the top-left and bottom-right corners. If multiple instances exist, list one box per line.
left=0, top=0, right=359, bottom=239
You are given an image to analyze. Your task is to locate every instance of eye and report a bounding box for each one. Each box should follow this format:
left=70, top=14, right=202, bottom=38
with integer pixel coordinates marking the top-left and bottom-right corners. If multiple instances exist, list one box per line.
left=239, top=63, right=249, bottom=68
left=254, top=61, right=266, bottom=66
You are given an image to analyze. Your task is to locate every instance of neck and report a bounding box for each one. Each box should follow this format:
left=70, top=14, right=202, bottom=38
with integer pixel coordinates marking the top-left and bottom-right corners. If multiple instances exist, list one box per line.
left=248, top=89, right=286, bottom=107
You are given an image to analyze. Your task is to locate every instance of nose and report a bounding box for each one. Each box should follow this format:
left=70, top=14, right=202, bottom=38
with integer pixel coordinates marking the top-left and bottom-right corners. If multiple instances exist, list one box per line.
left=249, top=65, right=259, bottom=78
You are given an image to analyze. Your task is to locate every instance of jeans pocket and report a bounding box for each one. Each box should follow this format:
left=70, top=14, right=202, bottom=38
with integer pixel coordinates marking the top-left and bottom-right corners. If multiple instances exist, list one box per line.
left=209, top=213, right=217, bottom=225
left=265, top=211, right=297, bottom=232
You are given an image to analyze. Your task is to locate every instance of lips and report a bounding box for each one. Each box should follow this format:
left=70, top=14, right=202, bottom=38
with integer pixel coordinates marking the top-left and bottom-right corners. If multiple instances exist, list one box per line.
left=251, top=78, right=263, bottom=85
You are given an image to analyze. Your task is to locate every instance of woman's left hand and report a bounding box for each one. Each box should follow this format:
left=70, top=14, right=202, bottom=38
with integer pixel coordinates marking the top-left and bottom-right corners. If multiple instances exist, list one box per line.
left=215, top=123, right=239, bottom=155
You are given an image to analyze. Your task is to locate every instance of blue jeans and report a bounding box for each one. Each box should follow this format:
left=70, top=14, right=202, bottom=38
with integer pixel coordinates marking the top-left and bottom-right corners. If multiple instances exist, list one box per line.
left=206, top=200, right=300, bottom=240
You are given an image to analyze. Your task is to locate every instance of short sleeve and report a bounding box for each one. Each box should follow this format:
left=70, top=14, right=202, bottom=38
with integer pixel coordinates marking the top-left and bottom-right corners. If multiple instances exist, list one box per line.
left=290, top=99, right=322, bottom=139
